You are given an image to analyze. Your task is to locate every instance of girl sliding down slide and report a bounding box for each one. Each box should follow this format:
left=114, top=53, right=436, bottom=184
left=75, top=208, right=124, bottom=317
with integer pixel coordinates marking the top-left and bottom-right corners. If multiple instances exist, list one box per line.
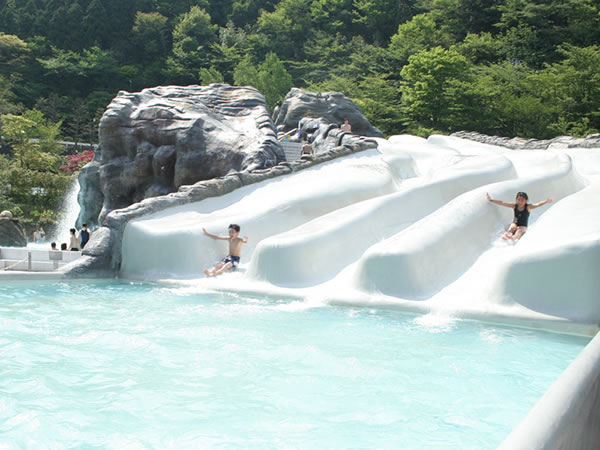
left=486, top=192, right=554, bottom=241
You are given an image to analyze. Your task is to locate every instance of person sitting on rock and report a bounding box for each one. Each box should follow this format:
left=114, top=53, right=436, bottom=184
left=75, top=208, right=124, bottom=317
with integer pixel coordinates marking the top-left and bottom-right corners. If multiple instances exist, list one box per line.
left=340, top=119, right=352, bottom=132
left=202, top=224, right=248, bottom=277
left=301, top=141, right=313, bottom=156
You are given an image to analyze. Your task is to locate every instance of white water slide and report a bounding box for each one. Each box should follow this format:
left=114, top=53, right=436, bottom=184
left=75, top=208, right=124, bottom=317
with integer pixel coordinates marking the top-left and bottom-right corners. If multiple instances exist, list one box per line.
left=120, top=135, right=600, bottom=334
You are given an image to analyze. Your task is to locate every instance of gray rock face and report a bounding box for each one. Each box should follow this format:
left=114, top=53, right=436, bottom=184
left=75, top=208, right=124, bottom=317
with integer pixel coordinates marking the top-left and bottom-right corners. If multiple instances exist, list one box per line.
left=452, top=131, right=600, bottom=150
left=76, top=151, right=103, bottom=229
left=81, top=84, right=284, bottom=224
left=274, top=88, right=384, bottom=138
left=0, top=217, right=27, bottom=247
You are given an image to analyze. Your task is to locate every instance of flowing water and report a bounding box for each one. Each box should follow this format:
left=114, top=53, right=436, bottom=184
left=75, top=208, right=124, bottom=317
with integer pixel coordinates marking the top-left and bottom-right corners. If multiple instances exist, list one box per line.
left=49, top=178, right=80, bottom=246
left=0, top=280, right=588, bottom=449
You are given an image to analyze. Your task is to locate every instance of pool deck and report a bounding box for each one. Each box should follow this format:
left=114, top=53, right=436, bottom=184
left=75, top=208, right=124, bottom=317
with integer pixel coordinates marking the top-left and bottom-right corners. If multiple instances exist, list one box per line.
left=0, top=246, right=81, bottom=274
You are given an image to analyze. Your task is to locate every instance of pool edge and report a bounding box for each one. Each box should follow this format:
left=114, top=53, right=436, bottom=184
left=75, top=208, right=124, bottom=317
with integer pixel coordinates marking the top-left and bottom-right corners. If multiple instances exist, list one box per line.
left=499, top=330, right=600, bottom=450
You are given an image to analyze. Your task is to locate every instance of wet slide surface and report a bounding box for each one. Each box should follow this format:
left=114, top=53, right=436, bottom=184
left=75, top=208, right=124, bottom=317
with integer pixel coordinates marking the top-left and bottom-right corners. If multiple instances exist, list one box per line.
left=120, top=136, right=600, bottom=334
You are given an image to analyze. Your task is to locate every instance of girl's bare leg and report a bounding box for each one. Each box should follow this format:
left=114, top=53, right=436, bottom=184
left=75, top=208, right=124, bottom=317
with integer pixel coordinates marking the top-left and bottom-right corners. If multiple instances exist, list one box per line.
left=513, top=226, right=527, bottom=241
left=502, top=223, right=518, bottom=240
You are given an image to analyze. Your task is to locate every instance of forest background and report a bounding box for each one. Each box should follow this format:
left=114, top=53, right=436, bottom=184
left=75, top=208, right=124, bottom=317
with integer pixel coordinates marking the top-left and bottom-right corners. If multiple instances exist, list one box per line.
left=1, top=0, right=599, bottom=232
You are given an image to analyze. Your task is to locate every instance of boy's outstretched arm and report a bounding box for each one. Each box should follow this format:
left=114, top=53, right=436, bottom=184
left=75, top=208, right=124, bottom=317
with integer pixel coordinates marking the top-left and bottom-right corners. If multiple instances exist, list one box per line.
left=242, top=235, right=249, bottom=244
left=203, top=228, right=229, bottom=240
left=486, top=192, right=514, bottom=208
left=528, top=197, right=554, bottom=210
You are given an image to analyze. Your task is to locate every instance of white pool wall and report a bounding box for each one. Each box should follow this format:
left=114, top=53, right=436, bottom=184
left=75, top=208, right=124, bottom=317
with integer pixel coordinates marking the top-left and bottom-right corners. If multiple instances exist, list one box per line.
left=499, top=330, right=600, bottom=450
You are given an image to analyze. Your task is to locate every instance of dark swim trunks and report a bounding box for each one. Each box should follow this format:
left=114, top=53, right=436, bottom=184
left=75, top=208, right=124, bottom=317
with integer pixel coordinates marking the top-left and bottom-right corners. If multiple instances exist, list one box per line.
left=221, top=255, right=240, bottom=267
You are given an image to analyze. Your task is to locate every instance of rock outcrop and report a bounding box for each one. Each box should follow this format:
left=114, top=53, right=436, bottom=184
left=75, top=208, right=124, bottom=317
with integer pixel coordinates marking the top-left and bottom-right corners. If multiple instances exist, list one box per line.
left=80, top=84, right=285, bottom=225
left=274, top=88, right=384, bottom=138
left=76, top=151, right=103, bottom=229
left=452, top=131, right=600, bottom=150
left=297, top=117, right=379, bottom=154
left=0, top=211, right=27, bottom=247
left=67, top=84, right=383, bottom=277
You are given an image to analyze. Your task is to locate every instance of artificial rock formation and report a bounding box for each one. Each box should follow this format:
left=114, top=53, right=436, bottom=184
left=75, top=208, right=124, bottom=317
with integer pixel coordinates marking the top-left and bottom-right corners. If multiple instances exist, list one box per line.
left=81, top=84, right=284, bottom=225
left=0, top=211, right=27, bottom=247
left=274, top=88, right=384, bottom=138
left=297, top=117, right=379, bottom=154
left=76, top=151, right=102, bottom=229
left=452, top=131, right=600, bottom=150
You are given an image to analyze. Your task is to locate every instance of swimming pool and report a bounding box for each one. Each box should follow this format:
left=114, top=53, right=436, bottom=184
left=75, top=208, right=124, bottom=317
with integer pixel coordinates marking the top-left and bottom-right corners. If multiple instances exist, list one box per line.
left=0, top=280, right=588, bottom=448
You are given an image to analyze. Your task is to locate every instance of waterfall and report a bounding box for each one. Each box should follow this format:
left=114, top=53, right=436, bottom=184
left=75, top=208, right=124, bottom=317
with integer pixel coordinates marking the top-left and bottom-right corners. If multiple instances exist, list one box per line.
left=51, top=178, right=81, bottom=246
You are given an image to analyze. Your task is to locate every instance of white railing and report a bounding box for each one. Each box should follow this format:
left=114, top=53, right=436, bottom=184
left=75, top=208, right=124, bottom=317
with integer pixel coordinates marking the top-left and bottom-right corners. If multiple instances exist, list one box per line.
left=0, top=247, right=82, bottom=272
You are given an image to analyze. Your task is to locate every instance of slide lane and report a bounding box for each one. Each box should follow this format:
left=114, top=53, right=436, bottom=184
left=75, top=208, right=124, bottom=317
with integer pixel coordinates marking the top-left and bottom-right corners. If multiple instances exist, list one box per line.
left=487, top=182, right=600, bottom=323
left=246, top=154, right=516, bottom=287
left=120, top=149, right=416, bottom=278
left=352, top=152, right=586, bottom=300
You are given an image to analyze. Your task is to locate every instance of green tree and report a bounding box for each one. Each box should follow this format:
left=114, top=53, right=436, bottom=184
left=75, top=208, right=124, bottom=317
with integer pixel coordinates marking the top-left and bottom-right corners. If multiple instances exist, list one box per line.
left=419, top=0, right=501, bottom=39
left=257, top=0, right=313, bottom=59
left=132, top=12, right=170, bottom=64
left=0, top=74, right=21, bottom=116
left=311, top=0, right=354, bottom=35
left=1, top=111, right=71, bottom=225
left=354, top=75, right=402, bottom=135
left=37, top=46, right=121, bottom=96
left=469, top=62, right=558, bottom=138
left=228, top=0, right=277, bottom=27
left=199, top=66, right=225, bottom=84
left=353, top=0, right=416, bottom=45
left=387, top=13, right=443, bottom=67
left=0, top=154, right=13, bottom=213
left=496, top=0, right=600, bottom=67
left=258, top=52, right=294, bottom=110
left=400, top=47, right=473, bottom=134
left=543, top=44, right=600, bottom=136
left=0, top=32, right=30, bottom=66
left=234, top=52, right=293, bottom=110
left=168, top=6, right=219, bottom=82
left=453, top=32, right=503, bottom=65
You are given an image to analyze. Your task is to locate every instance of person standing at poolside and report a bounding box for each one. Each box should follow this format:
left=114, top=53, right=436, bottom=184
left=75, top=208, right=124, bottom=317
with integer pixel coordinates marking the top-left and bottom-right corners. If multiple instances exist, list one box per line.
left=69, top=228, right=80, bottom=251
left=32, top=226, right=45, bottom=243
left=79, top=223, right=91, bottom=249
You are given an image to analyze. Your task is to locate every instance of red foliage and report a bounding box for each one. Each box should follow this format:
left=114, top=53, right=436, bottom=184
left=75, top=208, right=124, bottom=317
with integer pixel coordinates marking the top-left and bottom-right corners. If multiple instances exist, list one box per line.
left=60, top=150, right=95, bottom=173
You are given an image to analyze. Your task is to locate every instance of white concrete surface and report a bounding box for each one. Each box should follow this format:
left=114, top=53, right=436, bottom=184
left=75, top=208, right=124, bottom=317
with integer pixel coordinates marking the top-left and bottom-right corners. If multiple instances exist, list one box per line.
left=499, top=331, right=600, bottom=450
left=119, top=135, right=600, bottom=335
left=0, top=247, right=82, bottom=272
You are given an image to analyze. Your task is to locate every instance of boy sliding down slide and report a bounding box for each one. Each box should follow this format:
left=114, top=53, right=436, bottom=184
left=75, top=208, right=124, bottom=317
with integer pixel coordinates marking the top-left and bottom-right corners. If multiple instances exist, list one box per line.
left=486, top=191, right=554, bottom=242
left=202, top=224, right=248, bottom=277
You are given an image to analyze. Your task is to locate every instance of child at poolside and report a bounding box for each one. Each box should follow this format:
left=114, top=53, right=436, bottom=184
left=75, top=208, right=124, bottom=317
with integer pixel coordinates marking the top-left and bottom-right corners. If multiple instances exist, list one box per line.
left=486, top=191, right=554, bottom=241
left=202, top=224, right=249, bottom=277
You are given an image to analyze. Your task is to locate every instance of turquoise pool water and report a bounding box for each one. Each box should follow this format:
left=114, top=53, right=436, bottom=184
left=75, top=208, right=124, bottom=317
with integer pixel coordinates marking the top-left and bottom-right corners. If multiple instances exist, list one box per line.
left=0, top=280, right=588, bottom=449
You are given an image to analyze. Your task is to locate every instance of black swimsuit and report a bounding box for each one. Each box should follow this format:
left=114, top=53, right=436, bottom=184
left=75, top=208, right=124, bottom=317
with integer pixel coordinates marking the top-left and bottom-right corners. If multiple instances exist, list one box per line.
left=513, top=205, right=530, bottom=227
